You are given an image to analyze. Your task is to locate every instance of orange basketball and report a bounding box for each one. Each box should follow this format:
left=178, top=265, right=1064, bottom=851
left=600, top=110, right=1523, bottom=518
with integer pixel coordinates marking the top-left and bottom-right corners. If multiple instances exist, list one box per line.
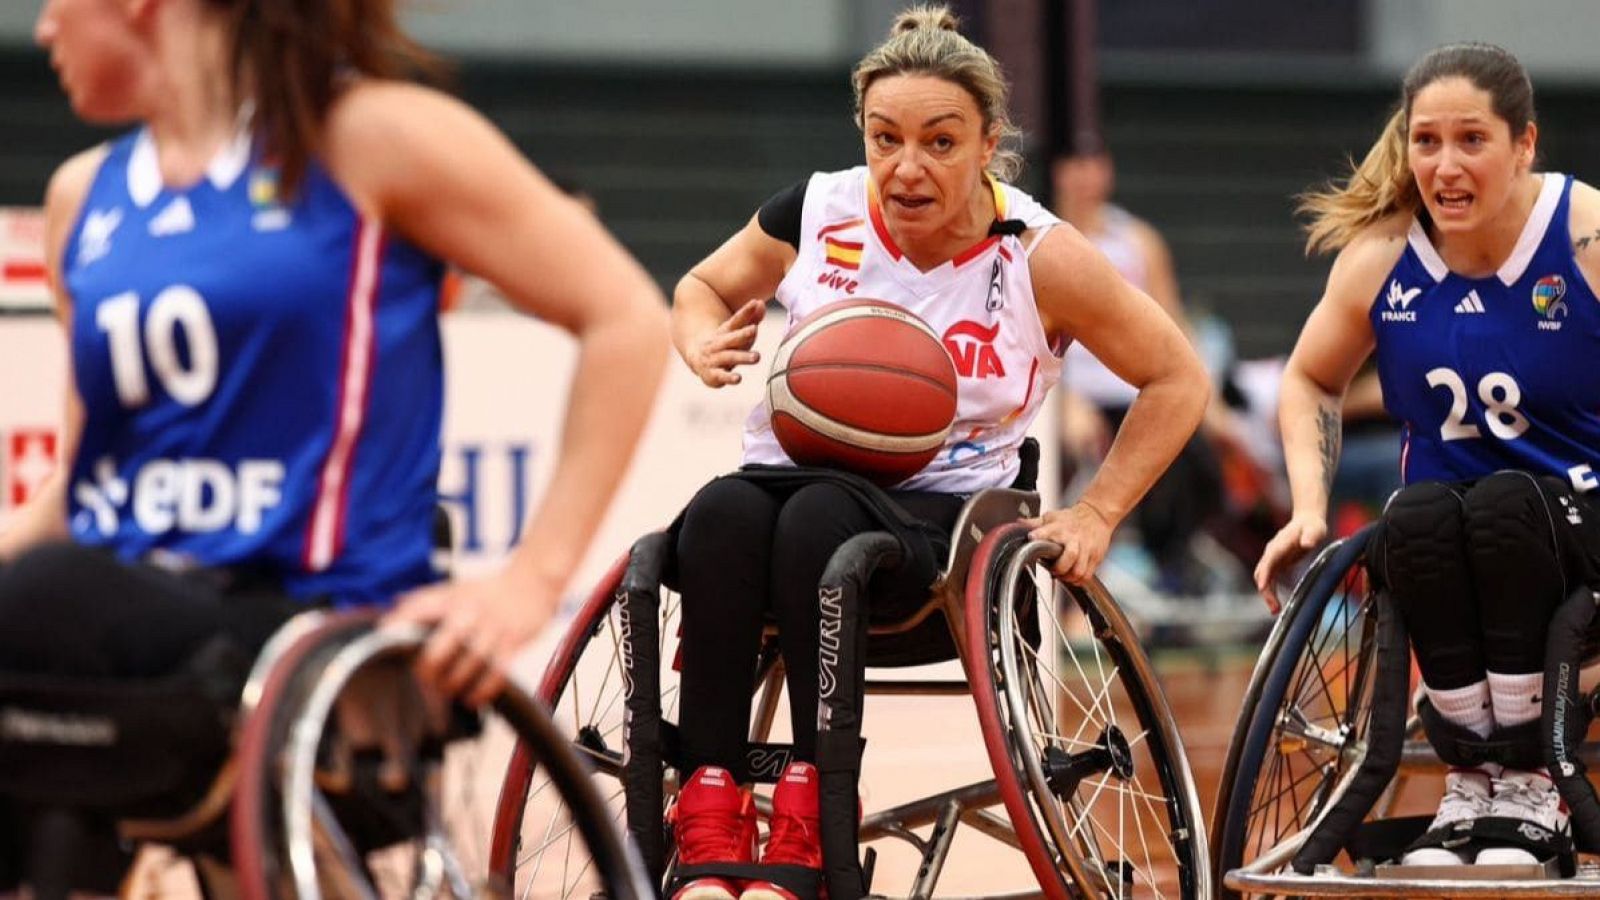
left=766, top=299, right=958, bottom=486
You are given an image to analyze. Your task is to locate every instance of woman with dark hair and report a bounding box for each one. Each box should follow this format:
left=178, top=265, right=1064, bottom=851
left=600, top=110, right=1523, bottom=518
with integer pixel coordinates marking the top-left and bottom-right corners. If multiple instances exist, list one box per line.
left=1257, top=42, right=1600, bottom=866
left=0, top=0, right=668, bottom=887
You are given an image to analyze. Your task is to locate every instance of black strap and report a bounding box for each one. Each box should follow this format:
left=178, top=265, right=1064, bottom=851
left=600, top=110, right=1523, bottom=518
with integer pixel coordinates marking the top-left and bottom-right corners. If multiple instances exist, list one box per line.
left=988, top=218, right=1026, bottom=237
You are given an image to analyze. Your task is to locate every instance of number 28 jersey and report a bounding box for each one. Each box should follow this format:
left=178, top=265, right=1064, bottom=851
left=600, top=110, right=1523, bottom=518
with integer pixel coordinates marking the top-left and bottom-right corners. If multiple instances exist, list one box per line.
left=1373, top=173, right=1600, bottom=492
left=61, top=128, right=446, bottom=605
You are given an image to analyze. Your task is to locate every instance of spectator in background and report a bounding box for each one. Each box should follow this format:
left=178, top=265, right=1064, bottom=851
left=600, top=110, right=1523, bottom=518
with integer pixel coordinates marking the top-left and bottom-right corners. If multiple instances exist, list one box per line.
left=1053, top=145, right=1239, bottom=596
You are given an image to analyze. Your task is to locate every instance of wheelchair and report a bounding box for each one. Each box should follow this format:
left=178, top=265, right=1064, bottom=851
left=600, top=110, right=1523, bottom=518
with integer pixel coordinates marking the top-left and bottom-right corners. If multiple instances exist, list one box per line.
left=1212, top=522, right=1600, bottom=897
left=486, top=483, right=1212, bottom=899
left=0, top=607, right=649, bottom=900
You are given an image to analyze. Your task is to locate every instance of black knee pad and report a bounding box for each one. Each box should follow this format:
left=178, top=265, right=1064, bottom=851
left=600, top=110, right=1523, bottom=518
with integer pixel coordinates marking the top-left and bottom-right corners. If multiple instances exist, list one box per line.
left=1368, top=481, right=1466, bottom=594
left=1466, top=472, right=1600, bottom=589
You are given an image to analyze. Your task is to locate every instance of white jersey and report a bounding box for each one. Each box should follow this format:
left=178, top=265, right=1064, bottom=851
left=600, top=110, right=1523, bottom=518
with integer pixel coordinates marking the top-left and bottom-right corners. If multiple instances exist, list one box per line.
left=1063, top=204, right=1145, bottom=408
left=742, top=166, right=1063, bottom=493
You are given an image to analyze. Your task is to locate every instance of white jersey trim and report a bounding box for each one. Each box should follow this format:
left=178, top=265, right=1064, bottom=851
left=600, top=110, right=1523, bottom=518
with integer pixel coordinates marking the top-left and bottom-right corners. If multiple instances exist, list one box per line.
left=1406, top=173, right=1565, bottom=286
left=305, top=217, right=383, bottom=572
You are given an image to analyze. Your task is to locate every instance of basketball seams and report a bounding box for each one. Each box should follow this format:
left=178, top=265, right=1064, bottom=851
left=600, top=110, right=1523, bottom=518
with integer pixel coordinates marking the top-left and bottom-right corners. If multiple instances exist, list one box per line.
left=765, top=298, right=959, bottom=483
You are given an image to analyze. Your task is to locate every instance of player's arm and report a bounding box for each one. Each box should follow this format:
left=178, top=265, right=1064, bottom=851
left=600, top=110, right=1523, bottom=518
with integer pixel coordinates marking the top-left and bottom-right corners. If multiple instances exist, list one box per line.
left=1029, top=226, right=1209, bottom=581
left=1568, top=180, right=1600, bottom=294
left=672, top=213, right=797, bottom=387
left=1254, top=224, right=1398, bottom=608
left=325, top=82, right=670, bottom=702
left=0, top=148, right=102, bottom=563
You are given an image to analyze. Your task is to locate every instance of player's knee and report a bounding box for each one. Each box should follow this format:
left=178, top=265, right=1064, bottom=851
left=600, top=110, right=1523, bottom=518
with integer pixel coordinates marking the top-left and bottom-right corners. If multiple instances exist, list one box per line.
left=775, top=483, right=855, bottom=539
left=1462, top=471, right=1547, bottom=543
left=1370, top=481, right=1465, bottom=586
left=0, top=543, right=99, bottom=626
left=677, top=478, right=773, bottom=558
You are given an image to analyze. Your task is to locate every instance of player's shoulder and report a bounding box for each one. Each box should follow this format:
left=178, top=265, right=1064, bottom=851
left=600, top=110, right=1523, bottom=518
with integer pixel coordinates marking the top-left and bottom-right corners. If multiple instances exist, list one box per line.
left=43, top=144, right=111, bottom=225
left=1323, top=212, right=1410, bottom=308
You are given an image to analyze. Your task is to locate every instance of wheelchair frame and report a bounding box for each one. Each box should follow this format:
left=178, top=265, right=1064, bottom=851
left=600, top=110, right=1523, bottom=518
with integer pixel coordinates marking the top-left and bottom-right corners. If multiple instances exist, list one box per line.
left=1213, top=525, right=1600, bottom=898
left=489, top=487, right=1212, bottom=899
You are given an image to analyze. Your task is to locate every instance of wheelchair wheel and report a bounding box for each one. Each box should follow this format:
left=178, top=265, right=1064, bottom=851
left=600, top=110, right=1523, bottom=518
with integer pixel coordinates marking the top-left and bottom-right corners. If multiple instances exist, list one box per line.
left=487, top=551, right=683, bottom=896
left=1211, top=524, right=1379, bottom=898
left=965, top=523, right=1211, bottom=899
left=230, top=612, right=649, bottom=900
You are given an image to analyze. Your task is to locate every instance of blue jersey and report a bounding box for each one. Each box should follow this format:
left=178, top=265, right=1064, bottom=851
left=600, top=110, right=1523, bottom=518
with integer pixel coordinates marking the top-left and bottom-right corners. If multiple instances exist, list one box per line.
left=61, top=128, right=446, bottom=605
left=1372, top=173, right=1600, bottom=493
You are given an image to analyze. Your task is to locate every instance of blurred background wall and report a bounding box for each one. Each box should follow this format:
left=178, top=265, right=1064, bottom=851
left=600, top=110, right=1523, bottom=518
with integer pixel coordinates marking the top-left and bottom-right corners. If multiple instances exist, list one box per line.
left=4, top=0, right=1599, bottom=356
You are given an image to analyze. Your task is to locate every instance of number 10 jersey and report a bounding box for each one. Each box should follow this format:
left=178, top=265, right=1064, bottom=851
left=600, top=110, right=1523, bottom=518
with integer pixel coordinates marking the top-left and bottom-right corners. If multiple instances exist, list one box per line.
left=61, top=128, right=446, bottom=606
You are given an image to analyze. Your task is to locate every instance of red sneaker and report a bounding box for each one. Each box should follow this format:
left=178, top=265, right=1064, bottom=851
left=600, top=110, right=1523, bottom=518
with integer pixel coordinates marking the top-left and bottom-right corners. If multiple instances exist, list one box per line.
left=670, top=766, right=758, bottom=900
left=741, top=762, right=822, bottom=900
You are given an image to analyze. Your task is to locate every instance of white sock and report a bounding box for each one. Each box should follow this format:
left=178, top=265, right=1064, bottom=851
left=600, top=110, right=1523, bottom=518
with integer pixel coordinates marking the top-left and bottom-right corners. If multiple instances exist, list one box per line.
left=1487, top=671, right=1544, bottom=728
left=1426, top=680, right=1493, bottom=738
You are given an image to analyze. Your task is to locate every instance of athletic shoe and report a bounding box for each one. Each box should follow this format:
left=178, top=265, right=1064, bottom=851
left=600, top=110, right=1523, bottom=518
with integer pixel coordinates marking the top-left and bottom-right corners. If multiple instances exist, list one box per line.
left=741, top=762, right=822, bottom=900
left=671, top=766, right=758, bottom=900
left=1400, top=767, right=1493, bottom=866
left=1476, top=768, right=1568, bottom=866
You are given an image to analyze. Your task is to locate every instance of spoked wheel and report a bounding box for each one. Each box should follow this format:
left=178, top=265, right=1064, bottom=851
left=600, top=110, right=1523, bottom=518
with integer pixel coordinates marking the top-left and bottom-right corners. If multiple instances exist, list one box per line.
left=965, top=523, right=1210, bottom=899
left=1211, top=525, right=1381, bottom=897
left=230, top=613, right=648, bottom=900
left=488, top=550, right=684, bottom=897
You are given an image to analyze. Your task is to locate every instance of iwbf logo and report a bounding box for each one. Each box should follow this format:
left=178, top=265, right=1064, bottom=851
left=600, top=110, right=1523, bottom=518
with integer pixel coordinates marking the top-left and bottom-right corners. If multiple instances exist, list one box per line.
left=1382, top=280, right=1420, bottom=323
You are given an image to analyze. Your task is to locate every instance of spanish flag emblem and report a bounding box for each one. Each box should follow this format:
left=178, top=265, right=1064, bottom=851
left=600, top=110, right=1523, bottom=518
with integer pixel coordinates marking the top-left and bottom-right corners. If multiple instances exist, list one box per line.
left=824, top=236, right=862, bottom=271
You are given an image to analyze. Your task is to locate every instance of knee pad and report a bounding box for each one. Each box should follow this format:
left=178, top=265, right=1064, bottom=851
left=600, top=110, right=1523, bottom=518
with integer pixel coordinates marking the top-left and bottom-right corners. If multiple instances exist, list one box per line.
left=1466, top=471, right=1600, bottom=590
left=1368, top=481, right=1466, bottom=594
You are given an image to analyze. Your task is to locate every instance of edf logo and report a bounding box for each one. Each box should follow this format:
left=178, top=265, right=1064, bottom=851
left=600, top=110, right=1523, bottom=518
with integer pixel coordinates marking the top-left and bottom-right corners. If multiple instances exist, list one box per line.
left=436, top=441, right=538, bottom=555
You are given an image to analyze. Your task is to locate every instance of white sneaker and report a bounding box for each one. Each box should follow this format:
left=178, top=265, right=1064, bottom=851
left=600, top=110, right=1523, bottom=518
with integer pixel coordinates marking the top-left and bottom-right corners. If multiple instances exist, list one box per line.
left=1476, top=769, right=1568, bottom=866
left=1400, top=768, right=1493, bottom=866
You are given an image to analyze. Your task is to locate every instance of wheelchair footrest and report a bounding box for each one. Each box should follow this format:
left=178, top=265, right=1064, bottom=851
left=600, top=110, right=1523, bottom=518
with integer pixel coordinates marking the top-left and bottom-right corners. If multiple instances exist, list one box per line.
left=1349, top=814, right=1575, bottom=877
left=669, top=863, right=821, bottom=900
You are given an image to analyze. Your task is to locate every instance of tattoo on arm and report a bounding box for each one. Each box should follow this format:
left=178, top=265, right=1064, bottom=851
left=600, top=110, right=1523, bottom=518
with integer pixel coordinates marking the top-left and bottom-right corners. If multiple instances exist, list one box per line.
left=1316, top=400, right=1342, bottom=495
left=1574, top=228, right=1600, bottom=254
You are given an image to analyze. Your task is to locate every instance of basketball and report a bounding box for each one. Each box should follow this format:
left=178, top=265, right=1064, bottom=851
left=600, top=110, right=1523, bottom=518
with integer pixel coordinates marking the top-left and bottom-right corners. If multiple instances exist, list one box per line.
left=766, top=299, right=958, bottom=486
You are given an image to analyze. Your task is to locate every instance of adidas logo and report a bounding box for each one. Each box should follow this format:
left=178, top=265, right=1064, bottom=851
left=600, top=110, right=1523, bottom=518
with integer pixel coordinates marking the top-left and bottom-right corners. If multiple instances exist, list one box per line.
left=149, top=197, right=194, bottom=237
left=1454, top=290, right=1486, bottom=314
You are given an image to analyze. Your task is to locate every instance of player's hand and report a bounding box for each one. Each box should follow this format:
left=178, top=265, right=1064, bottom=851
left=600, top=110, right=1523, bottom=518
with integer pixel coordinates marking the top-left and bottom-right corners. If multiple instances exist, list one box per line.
left=388, top=566, right=559, bottom=708
left=1254, top=514, right=1327, bottom=614
left=1026, top=502, right=1115, bottom=584
left=687, top=298, right=764, bottom=388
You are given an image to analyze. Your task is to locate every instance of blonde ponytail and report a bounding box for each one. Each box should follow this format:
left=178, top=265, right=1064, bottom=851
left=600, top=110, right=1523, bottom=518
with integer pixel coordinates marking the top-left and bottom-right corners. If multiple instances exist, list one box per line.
left=1298, top=108, right=1418, bottom=255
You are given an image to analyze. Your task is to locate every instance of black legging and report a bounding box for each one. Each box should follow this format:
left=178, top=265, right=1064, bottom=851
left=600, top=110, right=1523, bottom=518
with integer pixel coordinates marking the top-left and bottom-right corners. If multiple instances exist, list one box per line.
left=0, top=542, right=306, bottom=889
left=1370, top=472, right=1600, bottom=689
left=674, top=477, right=964, bottom=783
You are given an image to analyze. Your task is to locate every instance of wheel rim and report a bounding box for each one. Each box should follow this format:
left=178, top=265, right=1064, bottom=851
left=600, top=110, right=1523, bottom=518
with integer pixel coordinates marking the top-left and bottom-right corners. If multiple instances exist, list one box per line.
left=497, top=565, right=684, bottom=898
left=1235, top=556, right=1379, bottom=874
left=995, top=549, right=1202, bottom=898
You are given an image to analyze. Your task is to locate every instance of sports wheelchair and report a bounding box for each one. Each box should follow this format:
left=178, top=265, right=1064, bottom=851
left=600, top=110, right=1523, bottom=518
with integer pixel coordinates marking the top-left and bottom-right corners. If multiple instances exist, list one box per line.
left=487, top=479, right=1212, bottom=899
left=0, top=606, right=649, bottom=900
left=1212, top=523, right=1600, bottom=897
